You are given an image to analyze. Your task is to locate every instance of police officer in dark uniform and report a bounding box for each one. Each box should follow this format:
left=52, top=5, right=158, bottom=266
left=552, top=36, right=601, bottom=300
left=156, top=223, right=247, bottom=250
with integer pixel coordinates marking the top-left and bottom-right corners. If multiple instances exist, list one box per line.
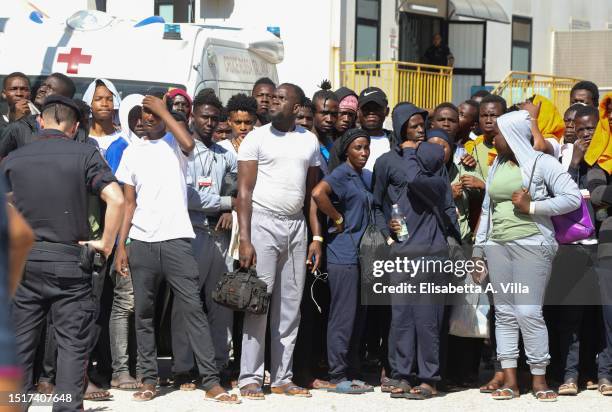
left=2, top=95, right=124, bottom=412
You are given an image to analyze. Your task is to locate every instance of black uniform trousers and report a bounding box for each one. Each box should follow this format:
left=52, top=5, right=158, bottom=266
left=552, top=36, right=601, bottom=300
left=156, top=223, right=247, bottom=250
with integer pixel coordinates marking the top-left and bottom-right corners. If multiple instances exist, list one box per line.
left=12, top=257, right=96, bottom=412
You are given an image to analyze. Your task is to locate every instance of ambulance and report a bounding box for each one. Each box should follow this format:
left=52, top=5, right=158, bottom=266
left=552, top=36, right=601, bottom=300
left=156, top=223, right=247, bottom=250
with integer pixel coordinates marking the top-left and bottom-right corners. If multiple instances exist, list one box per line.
left=0, top=9, right=283, bottom=105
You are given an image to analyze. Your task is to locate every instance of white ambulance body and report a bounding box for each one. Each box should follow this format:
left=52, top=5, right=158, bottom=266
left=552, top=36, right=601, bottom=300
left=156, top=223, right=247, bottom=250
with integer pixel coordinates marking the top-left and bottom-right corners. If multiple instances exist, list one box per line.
left=0, top=10, right=282, bottom=103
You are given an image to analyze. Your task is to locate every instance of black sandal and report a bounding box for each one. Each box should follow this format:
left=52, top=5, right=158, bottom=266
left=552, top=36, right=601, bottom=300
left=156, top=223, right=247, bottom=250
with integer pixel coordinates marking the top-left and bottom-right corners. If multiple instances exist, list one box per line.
left=404, top=385, right=437, bottom=400
left=389, top=379, right=412, bottom=398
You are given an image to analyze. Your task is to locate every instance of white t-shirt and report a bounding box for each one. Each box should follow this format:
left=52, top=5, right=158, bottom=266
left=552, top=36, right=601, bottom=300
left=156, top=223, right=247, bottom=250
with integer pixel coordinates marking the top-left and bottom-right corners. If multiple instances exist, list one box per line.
left=116, top=133, right=195, bottom=242
left=237, top=123, right=320, bottom=216
left=89, top=130, right=122, bottom=156
left=218, top=138, right=237, bottom=155
left=363, top=134, right=390, bottom=188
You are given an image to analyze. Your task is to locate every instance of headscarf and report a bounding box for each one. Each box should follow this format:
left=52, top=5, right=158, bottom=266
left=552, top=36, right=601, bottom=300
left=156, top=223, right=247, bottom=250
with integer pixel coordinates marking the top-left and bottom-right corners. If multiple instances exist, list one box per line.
left=533, top=94, right=564, bottom=141
left=584, top=92, right=612, bottom=174
left=339, top=95, right=358, bottom=112
left=118, top=94, right=144, bottom=144
left=426, top=128, right=451, bottom=146
left=327, top=128, right=370, bottom=173
left=166, top=88, right=192, bottom=117
left=82, top=78, right=121, bottom=110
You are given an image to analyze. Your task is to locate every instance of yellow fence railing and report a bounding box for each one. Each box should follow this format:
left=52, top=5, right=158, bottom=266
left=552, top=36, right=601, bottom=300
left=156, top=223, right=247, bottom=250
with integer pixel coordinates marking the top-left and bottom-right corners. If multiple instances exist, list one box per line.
left=492, top=71, right=581, bottom=114
left=340, top=61, right=453, bottom=110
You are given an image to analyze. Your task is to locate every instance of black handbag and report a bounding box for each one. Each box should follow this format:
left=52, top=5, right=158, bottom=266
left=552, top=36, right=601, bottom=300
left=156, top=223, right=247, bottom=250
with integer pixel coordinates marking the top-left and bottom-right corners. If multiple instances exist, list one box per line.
left=212, top=266, right=271, bottom=315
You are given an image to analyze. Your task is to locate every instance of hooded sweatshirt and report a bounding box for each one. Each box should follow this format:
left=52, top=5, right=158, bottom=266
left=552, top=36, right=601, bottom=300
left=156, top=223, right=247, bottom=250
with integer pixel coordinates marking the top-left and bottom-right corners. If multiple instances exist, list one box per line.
left=473, top=110, right=582, bottom=256
left=83, top=78, right=122, bottom=155
left=373, top=103, right=457, bottom=257
left=105, top=94, right=144, bottom=173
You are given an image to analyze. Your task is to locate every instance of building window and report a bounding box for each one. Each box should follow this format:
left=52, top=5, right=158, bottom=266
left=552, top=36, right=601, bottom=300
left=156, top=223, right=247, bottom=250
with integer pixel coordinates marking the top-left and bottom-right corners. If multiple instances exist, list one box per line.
left=155, top=0, right=194, bottom=23
left=511, top=16, right=532, bottom=72
left=355, top=0, right=380, bottom=61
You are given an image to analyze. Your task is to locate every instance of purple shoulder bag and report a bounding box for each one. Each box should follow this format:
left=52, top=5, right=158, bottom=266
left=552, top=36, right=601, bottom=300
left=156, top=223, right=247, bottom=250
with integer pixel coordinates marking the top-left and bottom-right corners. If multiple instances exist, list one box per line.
left=527, top=155, right=595, bottom=244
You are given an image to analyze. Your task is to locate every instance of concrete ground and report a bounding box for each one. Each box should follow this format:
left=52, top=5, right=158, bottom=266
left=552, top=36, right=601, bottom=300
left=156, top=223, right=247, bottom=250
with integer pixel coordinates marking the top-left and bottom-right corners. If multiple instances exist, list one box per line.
left=26, top=384, right=610, bottom=412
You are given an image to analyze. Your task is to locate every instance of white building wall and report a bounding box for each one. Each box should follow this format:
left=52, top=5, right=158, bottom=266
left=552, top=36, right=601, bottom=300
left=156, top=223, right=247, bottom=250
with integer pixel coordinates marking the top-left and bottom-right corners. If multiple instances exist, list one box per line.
left=106, top=0, right=154, bottom=22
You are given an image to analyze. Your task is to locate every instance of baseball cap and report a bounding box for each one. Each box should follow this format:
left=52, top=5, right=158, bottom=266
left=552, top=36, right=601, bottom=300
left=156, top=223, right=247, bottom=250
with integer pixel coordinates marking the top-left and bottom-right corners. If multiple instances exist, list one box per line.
left=358, top=87, right=388, bottom=108
left=42, top=95, right=81, bottom=119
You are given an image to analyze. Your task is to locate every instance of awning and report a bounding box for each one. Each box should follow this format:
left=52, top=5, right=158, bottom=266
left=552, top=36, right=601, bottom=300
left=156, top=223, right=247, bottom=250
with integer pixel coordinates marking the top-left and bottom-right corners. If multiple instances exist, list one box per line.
left=449, top=0, right=510, bottom=24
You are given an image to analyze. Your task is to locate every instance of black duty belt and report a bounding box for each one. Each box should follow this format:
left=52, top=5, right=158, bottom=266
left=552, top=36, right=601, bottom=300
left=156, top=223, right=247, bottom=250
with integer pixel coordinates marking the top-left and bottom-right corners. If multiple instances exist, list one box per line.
left=32, top=241, right=82, bottom=258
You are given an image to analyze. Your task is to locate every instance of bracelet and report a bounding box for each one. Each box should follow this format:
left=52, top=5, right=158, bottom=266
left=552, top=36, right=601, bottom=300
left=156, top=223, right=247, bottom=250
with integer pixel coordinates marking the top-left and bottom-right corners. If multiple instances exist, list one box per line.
left=312, top=236, right=324, bottom=243
left=334, top=215, right=344, bottom=225
left=529, top=201, right=536, bottom=215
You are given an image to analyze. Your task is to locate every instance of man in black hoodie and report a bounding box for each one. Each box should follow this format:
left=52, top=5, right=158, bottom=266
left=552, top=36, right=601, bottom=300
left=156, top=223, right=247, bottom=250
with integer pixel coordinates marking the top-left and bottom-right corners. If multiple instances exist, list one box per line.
left=372, top=102, right=458, bottom=399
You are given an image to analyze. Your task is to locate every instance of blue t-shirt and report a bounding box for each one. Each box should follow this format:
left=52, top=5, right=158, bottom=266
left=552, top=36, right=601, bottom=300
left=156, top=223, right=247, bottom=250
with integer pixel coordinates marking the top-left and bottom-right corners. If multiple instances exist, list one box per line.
left=105, top=137, right=129, bottom=174
left=323, top=162, right=372, bottom=264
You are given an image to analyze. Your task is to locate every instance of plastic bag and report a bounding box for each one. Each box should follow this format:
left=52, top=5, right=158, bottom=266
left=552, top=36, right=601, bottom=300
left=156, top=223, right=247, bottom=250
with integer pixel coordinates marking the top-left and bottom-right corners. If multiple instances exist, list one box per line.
left=449, top=275, right=490, bottom=339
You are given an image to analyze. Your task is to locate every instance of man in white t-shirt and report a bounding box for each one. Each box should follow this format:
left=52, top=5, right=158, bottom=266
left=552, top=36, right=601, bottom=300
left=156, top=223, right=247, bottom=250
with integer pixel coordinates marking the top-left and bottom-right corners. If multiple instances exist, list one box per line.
left=236, top=83, right=323, bottom=399
left=114, top=96, right=239, bottom=404
left=357, top=87, right=391, bottom=188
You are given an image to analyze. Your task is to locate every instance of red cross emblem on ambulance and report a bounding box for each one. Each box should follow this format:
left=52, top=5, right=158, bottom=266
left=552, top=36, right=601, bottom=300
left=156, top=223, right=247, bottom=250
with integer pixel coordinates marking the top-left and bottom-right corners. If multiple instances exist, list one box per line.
left=57, top=48, right=92, bottom=74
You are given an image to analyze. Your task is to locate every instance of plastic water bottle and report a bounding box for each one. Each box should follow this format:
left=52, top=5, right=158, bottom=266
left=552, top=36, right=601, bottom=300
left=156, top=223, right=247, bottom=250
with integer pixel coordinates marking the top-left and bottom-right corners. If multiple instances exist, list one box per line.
left=391, top=204, right=409, bottom=242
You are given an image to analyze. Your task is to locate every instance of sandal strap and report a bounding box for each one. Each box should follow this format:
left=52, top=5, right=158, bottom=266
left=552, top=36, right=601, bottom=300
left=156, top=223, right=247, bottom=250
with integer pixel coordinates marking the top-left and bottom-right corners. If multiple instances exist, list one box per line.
left=535, top=390, right=556, bottom=396
left=493, top=388, right=515, bottom=395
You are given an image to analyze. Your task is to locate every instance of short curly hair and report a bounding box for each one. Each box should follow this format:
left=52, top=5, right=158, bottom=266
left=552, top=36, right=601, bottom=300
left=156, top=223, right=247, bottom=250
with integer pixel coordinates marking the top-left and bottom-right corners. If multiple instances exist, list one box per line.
left=226, top=93, right=258, bottom=116
left=193, top=89, right=222, bottom=111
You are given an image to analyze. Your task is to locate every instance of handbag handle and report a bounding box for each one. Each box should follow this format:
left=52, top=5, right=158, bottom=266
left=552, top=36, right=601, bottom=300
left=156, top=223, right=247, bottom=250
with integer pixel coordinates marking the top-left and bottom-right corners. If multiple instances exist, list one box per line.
left=526, top=154, right=543, bottom=191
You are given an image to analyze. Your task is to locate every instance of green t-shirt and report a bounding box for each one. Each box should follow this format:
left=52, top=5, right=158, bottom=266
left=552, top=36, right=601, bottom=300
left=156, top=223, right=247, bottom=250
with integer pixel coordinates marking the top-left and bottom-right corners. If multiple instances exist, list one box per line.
left=489, top=160, right=539, bottom=242
left=449, top=162, right=484, bottom=242
left=473, top=140, right=494, bottom=180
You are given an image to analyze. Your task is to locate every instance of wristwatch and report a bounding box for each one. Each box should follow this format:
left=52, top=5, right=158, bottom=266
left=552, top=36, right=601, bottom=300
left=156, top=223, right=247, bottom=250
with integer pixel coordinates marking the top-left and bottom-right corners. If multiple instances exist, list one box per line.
left=312, top=236, right=324, bottom=243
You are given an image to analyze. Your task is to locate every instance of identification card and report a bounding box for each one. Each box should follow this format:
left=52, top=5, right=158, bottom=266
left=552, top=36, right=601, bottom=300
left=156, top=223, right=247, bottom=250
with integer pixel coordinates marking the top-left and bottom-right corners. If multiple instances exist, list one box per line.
left=198, top=176, right=213, bottom=187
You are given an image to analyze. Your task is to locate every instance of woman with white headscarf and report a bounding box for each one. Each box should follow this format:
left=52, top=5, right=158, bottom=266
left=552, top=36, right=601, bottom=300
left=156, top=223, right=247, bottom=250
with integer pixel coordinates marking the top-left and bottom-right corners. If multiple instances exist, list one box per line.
left=471, top=110, right=581, bottom=402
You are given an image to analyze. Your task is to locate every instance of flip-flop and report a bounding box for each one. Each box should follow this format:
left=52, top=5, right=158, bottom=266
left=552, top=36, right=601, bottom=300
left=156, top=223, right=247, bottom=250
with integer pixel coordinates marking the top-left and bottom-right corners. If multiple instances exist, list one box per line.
left=111, top=375, right=142, bottom=391
left=381, top=378, right=402, bottom=393
left=558, top=381, right=578, bottom=396
left=240, top=385, right=265, bottom=400
left=534, top=390, right=558, bottom=402
left=404, top=385, right=437, bottom=400
left=204, top=392, right=242, bottom=404
left=327, top=380, right=370, bottom=394
left=271, top=384, right=312, bottom=397
left=352, top=380, right=374, bottom=392
left=492, top=388, right=519, bottom=400
left=83, top=390, right=113, bottom=401
left=389, top=379, right=412, bottom=398
left=133, top=389, right=156, bottom=402
left=598, top=379, right=612, bottom=396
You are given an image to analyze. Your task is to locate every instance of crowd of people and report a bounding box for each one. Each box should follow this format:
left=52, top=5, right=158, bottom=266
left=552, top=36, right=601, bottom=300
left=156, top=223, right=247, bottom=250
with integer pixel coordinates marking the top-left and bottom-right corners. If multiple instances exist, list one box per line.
left=0, top=69, right=611, bottom=411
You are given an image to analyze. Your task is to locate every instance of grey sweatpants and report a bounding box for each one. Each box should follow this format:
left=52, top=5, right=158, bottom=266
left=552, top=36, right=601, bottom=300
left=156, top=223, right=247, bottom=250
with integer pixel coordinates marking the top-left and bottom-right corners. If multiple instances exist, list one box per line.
left=484, top=233, right=557, bottom=375
left=172, top=227, right=233, bottom=372
left=239, top=209, right=307, bottom=388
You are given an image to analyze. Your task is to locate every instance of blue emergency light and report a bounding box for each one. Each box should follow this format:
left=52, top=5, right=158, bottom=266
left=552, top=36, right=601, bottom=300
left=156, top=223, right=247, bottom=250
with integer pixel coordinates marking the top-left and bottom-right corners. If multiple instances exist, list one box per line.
left=267, top=26, right=280, bottom=37
left=29, top=11, right=44, bottom=24
left=134, top=15, right=165, bottom=28
left=163, top=24, right=182, bottom=40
